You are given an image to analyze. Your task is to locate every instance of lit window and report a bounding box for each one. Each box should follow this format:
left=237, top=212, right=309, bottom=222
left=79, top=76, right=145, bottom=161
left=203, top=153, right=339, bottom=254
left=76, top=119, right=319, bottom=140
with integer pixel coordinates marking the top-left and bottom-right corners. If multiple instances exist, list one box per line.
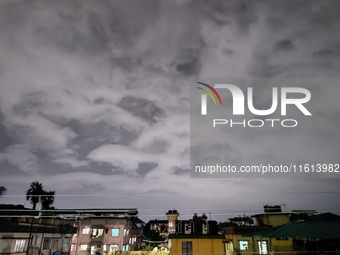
left=169, top=222, right=173, bottom=227
left=81, top=244, right=88, bottom=251
left=110, top=245, right=118, bottom=252
left=91, top=229, right=103, bottom=238
left=124, top=229, right=126, bottom=236
left=83, top=227, right=90, bottom=234
left=239, top=241, right=249, bottom=250
left=91, top=246, right=96, bottom=255
left=103, top=245, right=107, bottom=251
left=258, top=241, right=268, bottom=254
left=14, top=240, right=26, bottom=252
left=126, top=245, right=129, bottom=251
left=112, top=228, right=119, bottom=237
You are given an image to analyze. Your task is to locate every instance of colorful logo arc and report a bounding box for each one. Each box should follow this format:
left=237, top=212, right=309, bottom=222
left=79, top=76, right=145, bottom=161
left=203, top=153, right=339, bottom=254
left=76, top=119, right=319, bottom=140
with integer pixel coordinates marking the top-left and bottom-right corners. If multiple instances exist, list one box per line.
left=196, top=82, right=223, bottom=106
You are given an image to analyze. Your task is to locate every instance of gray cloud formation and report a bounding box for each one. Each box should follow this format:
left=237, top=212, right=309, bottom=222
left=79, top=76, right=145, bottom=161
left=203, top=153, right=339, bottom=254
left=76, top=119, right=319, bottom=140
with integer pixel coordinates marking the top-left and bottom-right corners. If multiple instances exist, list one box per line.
left=0, top=0, right=340, bottom=221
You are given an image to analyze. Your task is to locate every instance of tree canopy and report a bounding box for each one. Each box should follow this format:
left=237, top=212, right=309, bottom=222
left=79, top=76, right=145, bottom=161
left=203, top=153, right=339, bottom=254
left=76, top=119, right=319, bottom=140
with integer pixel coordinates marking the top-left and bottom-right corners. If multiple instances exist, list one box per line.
left=0, top=186, right=7, bottom=196
left=26, top=181, right=55, bottom=210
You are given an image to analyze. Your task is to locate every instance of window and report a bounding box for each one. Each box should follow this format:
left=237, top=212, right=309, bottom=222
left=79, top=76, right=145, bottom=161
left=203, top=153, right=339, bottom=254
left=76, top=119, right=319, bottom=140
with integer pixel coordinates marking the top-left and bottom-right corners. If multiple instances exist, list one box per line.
left=112, top=228, right=119, bottom=236
left=83, top=227, right=90, bottom=234
left=122, top=245, right=126, bottom=251
left=91, top=246, right=96, bottom=255
left=126, top=245, right=129, bottom=251
left=110, top=245, right=118, bottom=252
left=64, top=238, right=70, bottom=247
left=124, top=229, right=127, bottom=236
left=51, top=239, right=59, bottom=249
left=43, top=238, right=51, bottom=250
left=71, top=244, right=75, bottom=251
left=14, top=240, right=26, bottom=252
left=103, top=245, right=107, bottom=251
left=112, top=228, right=119, bottom=237
left=258, top=241, right=268, bottom=254
left=185, top=224, right=191, bottom=234
left=239, top=241, right=249, bottom=251
left=80, top=244, right=88, bottom=251
left=182, top=241, right=192, bottom=255
left=91, top=229, right=103, bottom=238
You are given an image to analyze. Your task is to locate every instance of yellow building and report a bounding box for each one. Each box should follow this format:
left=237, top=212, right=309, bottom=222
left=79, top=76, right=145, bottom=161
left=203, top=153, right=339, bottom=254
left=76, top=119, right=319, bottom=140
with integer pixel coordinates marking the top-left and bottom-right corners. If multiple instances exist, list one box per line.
left=169, top=235, right=226, bottom=255
left=224, top=227, right=294, bottom=255
left=253, top=213, right=290, bottom=227
left=223, top=213, right=294, bottom=255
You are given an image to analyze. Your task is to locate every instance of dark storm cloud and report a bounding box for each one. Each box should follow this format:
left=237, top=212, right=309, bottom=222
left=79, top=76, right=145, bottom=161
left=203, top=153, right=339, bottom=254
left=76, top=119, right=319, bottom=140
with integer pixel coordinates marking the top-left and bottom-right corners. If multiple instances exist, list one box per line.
left=0, top=0, right=340, bottom=220
left=0, top=112, right=14, bottom=151
left=118, top=96, right=166, bottom=124
left=137, top=162, right=158, bottom=178
left=173, top=167, right=190, bottom=176
left=275, top=39, right=294, bottom=51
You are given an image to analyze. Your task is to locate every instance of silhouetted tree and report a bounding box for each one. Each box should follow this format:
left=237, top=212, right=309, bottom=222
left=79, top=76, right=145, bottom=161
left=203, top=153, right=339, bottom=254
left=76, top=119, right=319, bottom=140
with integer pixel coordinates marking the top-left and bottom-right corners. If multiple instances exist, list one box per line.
left=26, top=182, right=55, bottom=210
left=0, top=186, right=7, bottom=196
left=41, top=190, right=55, bottom=210
left=26, top=182, right=45, bottom=210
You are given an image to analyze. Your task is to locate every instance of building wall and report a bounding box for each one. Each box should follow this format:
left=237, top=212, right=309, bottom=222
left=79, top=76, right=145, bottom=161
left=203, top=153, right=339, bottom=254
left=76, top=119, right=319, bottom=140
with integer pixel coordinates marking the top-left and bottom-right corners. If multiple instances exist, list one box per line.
left=170, top=238, right=225, bottom=255
left=166, top=212, right=179, bottom=234
left=72, top=217, right=142, bottom=255
left=224, top=233, right=294, bottom=255
left=0, top=217, right=75, bottom=255
left=0, top=232, right=73, bottom=255
left=257, top=214, right=290, bottom=227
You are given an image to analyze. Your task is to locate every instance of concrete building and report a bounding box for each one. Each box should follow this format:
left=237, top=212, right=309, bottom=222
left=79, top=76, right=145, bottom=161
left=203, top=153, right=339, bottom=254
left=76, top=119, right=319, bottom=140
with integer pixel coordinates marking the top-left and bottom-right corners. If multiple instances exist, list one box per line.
left=67, top=209, right=144, bottom=255
left=168, top=212, right=226, bottom=255
left=0, top=204, right=77, bottom=255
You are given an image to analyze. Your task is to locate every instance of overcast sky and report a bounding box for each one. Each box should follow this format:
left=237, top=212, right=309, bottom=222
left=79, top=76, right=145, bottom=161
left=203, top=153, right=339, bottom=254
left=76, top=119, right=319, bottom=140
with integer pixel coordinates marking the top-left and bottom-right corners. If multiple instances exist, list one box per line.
left=1, top=0, right=340, bottom=222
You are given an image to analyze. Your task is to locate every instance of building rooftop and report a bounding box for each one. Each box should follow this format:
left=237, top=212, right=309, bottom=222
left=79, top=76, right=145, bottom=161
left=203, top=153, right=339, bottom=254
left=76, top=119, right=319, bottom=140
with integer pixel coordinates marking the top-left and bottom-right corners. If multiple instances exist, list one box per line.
left=0, top=205, right=139, bottom=217
left=246, top=213, right=340, bottom=239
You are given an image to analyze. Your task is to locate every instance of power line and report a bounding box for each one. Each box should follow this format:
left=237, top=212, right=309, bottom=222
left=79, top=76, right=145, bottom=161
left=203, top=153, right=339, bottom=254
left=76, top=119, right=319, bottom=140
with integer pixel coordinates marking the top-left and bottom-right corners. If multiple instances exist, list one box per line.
left=2, top=190, right=340, bottom=197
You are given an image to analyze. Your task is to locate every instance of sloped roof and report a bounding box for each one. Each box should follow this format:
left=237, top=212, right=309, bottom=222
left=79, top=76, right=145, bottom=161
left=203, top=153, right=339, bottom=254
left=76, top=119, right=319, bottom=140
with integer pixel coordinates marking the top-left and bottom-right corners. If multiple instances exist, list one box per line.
left=307, top=212, right=340, bottom=222
left=246, top=220, right=340, bottom=239
left=132, top=217, right=145, bottom=224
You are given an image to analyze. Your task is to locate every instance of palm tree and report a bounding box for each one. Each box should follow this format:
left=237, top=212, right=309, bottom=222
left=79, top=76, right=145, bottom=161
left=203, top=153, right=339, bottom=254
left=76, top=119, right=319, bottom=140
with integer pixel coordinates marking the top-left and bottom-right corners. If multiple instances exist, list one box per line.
left=41, top=190, right=55, bottom=210
left=26, top=181, right=45, bottom=210
left=0, top=186, right=7, bottom=196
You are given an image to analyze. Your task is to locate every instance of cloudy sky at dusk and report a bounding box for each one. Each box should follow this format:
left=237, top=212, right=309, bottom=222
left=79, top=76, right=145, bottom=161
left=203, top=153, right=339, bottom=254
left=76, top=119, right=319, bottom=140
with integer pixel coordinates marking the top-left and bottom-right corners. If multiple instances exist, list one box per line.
left=1, top=0, right=340, bottom=221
